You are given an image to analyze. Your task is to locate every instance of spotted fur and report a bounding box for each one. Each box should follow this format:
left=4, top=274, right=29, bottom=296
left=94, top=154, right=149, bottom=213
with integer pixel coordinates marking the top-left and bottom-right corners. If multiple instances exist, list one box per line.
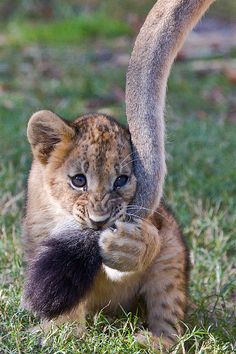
left=23, top=110, right=189, bottom=351
left=23, top=0, right=216, bottom=349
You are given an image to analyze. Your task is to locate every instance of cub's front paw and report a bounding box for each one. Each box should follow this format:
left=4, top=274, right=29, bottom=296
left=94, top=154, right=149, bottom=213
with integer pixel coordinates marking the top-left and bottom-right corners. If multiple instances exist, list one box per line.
left=99, top=220, right=144, bottom=272
left=99, top=220, right=160, bottom=272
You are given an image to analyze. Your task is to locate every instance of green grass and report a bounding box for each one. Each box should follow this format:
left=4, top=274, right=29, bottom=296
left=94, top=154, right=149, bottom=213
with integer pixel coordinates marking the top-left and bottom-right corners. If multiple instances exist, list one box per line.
left=1, top=11, right=236, bottom=354
left=5, top=13, right=132, bottom=45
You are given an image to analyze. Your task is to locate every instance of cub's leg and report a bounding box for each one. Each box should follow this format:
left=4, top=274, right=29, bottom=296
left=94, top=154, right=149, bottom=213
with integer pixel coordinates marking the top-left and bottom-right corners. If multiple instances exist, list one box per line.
left=99, top=219, right=162, bottom=272
left=139, top=208, right=189, bottom=350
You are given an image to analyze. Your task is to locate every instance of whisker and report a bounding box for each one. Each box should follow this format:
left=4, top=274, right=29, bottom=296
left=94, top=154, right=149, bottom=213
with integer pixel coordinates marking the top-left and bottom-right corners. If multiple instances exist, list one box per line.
left=125, top=212, right=154, bottom=226
left=120, top=151, right=134, bottom=166
left=121, top=158, right=140, bottom=169
left=126, top=212, right=146, bottom=222
left=127, top=204, right=168, bottom=221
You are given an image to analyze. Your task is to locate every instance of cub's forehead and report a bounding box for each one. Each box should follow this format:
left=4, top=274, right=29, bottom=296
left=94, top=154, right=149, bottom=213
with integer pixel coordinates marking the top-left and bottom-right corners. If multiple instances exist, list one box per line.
left=65, top=114, right=132, bottom=173
left=73, top=114, right=131, bottom=155
left=74, top=114, right=128, bottom=142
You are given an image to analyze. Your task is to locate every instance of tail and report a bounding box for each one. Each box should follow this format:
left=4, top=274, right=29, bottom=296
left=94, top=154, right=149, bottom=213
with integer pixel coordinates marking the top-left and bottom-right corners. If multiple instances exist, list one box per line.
left=126, top=0, right=215, bottom=216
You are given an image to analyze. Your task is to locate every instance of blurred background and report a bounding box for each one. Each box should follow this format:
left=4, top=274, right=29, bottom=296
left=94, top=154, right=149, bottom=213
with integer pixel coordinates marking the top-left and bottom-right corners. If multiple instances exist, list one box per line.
left=1, top=0, right=236, bottom=212
left=0, top=1, right=236, bottom=353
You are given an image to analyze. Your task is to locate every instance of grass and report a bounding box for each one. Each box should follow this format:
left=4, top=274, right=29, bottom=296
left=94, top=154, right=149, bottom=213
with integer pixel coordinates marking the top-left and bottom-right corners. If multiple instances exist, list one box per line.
left=0, top=8, right=236, bottom=354
left=6, top=13, right=132, bottom=45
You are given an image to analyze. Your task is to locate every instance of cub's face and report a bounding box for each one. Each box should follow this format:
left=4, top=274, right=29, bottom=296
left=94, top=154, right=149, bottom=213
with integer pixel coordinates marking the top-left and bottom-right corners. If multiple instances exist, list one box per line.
left=28, top=111, right=136, bottom=230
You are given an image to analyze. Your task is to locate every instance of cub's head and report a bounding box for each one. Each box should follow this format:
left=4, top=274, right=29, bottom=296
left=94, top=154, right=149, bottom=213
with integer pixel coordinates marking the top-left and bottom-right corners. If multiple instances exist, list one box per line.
left=27, top=110, right=137, bottom=230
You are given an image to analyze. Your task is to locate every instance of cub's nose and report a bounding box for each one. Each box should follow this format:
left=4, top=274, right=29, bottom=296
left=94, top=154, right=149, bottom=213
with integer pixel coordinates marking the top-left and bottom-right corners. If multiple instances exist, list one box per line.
left=88, top=214, right=110, bottom=230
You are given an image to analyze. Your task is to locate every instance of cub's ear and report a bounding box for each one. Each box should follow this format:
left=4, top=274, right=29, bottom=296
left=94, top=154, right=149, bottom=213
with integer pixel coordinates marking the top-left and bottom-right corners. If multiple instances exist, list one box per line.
left=27, top=110, right=75, bottom=164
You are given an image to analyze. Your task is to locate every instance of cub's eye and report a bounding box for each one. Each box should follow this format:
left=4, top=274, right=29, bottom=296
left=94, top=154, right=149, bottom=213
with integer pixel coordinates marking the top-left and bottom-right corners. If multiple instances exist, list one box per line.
left=113, top=175, right=129, bottom=190
left=70, top=174, right=87, bottom=189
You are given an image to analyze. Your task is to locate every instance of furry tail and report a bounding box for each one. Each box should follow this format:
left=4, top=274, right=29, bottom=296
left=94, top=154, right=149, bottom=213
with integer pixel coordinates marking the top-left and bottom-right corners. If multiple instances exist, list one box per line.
left=126, top=0, right=215, bottom=216
left=23, top=228, right=101, bottom=319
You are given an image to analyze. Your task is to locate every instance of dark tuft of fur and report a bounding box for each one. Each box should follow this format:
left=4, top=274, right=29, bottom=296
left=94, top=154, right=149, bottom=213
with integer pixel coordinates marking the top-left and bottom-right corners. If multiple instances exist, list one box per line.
left=23, top=228, right=101, bottom=319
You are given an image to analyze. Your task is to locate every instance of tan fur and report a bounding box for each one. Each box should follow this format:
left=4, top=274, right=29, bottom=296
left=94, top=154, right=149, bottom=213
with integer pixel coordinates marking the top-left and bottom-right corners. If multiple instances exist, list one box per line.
left=23, top=2, right=216, bottom=351
left=24, top=111, right=189, bottom=350
left=126, top=0, right=215, bottom=215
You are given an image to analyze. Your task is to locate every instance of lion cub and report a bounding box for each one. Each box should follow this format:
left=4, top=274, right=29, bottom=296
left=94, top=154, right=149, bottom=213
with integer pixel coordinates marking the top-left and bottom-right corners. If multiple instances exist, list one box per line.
left=23, top=110, right=189, bottom=349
